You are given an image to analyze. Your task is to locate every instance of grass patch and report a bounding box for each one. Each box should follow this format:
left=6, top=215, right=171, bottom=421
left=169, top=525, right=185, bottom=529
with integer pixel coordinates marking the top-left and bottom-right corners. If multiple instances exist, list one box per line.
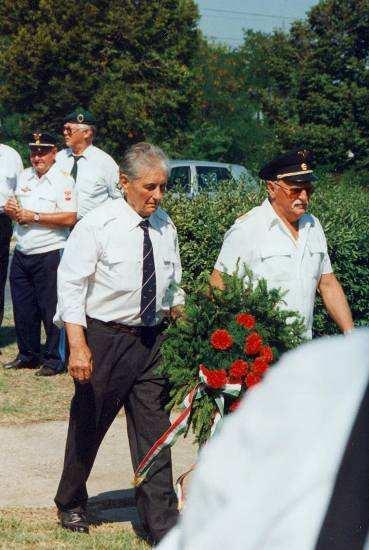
left=0, top=307, right=73, bottom=425
left=0, top=508, right=149, bottom=549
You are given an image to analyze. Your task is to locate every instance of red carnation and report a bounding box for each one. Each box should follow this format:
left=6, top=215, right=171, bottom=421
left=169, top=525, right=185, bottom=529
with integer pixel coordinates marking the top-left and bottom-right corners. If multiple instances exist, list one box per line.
left=260, top=345, right=274, bottom=363
left=229, top=399, right=242, bottom=413
left=200, top=365, right=227, bottom=389
left=252, top=357, right=269, bottom=375
left=235, top=313, right=256, bottom=329
left=229, top=359, right=249, bottom=381
left=245, top=372, right=262, bottom=388
left=244, top=332, right=263, bottom=355
left=210, top=329, right=234, bottom=350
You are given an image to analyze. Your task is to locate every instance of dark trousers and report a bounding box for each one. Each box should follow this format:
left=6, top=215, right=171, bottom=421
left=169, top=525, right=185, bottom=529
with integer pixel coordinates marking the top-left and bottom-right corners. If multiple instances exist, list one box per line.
left=55, top=318, right=178, bottom=543
left=9, top=248, right=65, bottom=371
left=0, top=214, right=12, bottom=328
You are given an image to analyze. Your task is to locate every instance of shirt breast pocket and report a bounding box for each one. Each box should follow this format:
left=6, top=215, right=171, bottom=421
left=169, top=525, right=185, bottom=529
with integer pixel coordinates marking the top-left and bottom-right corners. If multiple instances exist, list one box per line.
left=38, top=190, right=57, bottom=213
left=105, top=248, right=140, bottom=292
left=306, top=241, right=325, bottom=280
left=259, top=244, right=292, bottom=282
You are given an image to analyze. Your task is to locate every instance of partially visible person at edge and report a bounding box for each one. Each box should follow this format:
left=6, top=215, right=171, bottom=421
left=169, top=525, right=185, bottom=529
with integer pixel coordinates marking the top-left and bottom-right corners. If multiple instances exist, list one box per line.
left=157, top=329, right=369, bottom=550
left=3, top=132, right=77, bottom=376
left=53, top=142, right=185, bottom=544
left=55, top=108, right=120, bottom=220
left=210, top=149, right=354, bottom=338
left=0, top=124, right=23, bottom=353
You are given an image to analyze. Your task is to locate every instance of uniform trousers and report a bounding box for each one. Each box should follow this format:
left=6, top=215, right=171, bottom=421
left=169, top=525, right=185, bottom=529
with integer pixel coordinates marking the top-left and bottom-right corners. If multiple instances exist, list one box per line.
left=0, top=214, right=12, bottom=328
left=10, top=248, right=65, bottom=371
left=55, top=317, right=178, bottom=543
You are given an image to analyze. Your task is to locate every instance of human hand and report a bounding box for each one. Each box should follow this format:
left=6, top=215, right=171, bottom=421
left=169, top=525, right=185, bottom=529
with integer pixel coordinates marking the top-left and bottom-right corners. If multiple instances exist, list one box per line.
left=68, top=345, right=93, bottom=383
left=4, top=198, right=19, bottom=220
left=15, top=208, right=36, bottom=225
left=170, top=305, right=185, bottom=321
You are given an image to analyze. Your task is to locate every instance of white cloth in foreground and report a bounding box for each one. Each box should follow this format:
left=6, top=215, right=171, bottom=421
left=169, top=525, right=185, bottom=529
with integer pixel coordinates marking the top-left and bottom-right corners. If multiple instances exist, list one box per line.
left=158, top=329, right=369, bottom=550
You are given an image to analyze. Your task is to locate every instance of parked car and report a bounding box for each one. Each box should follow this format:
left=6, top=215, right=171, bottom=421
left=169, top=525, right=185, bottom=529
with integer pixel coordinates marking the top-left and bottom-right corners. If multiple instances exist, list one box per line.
left=167, top=160, right=257, bottom=196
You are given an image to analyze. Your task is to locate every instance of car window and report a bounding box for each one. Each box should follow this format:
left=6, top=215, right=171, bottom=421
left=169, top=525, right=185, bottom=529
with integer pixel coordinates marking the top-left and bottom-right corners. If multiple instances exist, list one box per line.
left=167, top=166, right=191, bottom=192
left=196, top=166, right=231, bottom=190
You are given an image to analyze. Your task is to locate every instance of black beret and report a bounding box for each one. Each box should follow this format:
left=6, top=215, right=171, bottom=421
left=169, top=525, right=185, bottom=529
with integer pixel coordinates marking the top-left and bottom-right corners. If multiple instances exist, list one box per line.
left=259, top=149, right=316, bottom=183
left=63, top=109, right=96, bottom=125
left=28, top=131, right=58, bottom=148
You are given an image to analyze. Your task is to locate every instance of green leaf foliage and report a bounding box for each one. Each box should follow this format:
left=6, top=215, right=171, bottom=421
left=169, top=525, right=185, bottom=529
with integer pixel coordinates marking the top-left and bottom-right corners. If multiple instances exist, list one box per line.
left=0, top=0, right=200, bottom=157
left=159, top=271, right=305, bottom=447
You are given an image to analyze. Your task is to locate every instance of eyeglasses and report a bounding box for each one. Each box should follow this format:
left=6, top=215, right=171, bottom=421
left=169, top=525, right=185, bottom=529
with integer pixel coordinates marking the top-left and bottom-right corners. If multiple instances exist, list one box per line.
left=273, top=181, right=314, bottom=198
left=62, top=126, right=83, bottom=136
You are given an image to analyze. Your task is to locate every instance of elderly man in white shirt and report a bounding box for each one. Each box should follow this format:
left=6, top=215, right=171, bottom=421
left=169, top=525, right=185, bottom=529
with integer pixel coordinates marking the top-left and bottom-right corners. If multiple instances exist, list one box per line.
left=56, top=109, right=120, bottom=219
left=54, top=142, right=185, bottom=544
left=4, top=132, right=77, bottom=375
left=211, top=149, right=353, bottom=338
left=158, top=329, right=369, bottom=550
left=0, top=137, right=23, bottom=335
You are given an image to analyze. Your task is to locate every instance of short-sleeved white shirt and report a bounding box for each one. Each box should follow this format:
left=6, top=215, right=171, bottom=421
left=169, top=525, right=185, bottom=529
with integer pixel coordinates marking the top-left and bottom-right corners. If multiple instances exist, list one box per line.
left=56, top=144, right=120, bottom=219
left=14, top=164, right=77, bottom=255
left=54, top=198, right=185, bottom=328
left=0, top=144, right=23, bottom=212
left=215, top=199, right=333, bottom=338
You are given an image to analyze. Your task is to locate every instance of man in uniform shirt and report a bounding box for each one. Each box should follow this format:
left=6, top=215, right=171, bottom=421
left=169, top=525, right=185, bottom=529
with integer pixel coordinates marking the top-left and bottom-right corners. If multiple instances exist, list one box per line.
left=56, top=109, right=120, bottom=219
left=211, top=149, right=353, bottom=338
left=54, top=142, right=185, bottom=543
left=0, top=128, right=23, bottom=344
left=3, top=132, right=77, bottom=375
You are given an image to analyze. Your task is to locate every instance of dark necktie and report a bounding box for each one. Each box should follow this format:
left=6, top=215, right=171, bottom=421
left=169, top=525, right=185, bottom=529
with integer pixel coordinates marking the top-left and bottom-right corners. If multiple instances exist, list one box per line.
left=70, top=155, right=83, bottom=181
left=139, top=220, right=156, bottom=326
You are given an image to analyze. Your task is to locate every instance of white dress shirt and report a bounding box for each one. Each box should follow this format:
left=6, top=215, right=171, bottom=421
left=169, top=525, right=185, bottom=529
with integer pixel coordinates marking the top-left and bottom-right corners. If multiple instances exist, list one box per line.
left=215, top=199, right=332, bottom=338
left=158, top=329, right=369, bottom=550
left=56, top=144, right=120, bottom=219
left=54, top=198, right=185, bottom=328
left=0, top=143, right=23, bottom=212
left=14, top=164, right=77, bottom=255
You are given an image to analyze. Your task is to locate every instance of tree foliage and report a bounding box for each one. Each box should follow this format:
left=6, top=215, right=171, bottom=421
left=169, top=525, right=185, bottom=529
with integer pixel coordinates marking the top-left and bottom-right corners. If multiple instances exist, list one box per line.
left=243, top=1, right=369, bottom=172
left=0, top=0, right=200, bottom=158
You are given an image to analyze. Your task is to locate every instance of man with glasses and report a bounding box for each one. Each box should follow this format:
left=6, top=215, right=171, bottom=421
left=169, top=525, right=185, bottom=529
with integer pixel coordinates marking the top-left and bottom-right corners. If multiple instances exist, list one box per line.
left=3, top=132, right=77, bottom=375
left=211, top=149, right=353, bottom=338
left=56, top=109, right=120, bottom=220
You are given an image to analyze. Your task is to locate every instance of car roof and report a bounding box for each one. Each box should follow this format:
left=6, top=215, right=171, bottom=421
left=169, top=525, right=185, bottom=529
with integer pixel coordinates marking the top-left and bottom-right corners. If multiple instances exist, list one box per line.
left=168, top=160, right=246, bottom=170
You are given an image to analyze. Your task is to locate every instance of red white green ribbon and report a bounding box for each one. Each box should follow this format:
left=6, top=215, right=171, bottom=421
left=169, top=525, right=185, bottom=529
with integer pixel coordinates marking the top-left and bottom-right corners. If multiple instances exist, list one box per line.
left=133, top=366, right=242, bottom=487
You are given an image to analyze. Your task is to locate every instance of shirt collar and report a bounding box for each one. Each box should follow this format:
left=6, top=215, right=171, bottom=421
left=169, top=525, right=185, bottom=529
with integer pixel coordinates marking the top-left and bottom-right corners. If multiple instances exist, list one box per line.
left=262, top=198, right=312, bottom=231
left=67, top=144, right=93, bottom=159
left=28, top=162, right=58, bottom=184
left=116, top=199, right=162, bottom=231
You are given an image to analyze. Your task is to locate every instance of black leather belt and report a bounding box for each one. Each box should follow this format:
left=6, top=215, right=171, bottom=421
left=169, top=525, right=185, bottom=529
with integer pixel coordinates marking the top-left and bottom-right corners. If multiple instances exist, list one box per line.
left=86, top=316, right=166, bottom=336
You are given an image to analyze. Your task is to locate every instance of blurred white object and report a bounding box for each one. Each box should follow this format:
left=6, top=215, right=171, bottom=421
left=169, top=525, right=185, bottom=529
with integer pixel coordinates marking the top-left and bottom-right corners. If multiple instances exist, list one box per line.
left=158, top=329, right=369, bottom=550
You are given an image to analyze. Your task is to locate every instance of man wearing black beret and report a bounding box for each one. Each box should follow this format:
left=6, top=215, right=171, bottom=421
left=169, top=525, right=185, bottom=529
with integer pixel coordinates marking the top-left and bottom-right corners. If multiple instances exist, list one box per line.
left=3, top=132, right=77, bottom=375
left=211, top=149, right=353, bottom=338
left=56, top=109, right=120, bottom=220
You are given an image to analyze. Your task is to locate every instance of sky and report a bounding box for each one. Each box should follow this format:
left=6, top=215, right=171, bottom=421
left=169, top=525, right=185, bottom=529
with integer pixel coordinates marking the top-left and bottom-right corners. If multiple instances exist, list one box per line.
left=196, top=0, right=318, bottom=46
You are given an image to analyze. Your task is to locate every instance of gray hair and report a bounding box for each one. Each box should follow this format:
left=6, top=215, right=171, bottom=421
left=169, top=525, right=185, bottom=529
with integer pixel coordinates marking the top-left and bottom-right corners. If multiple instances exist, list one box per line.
left=119, top=142, right=169, bottom=180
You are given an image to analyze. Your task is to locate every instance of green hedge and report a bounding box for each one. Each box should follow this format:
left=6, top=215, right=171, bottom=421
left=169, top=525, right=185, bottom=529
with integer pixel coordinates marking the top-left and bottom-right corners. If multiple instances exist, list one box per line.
left=163, top=176, right=369, bottom=336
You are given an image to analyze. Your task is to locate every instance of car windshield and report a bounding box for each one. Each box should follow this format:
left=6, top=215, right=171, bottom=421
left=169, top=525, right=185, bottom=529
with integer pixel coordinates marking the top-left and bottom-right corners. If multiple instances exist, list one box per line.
left=167, top=166, right=191, bottom=193
left=196, top=166, right=231, bottom=190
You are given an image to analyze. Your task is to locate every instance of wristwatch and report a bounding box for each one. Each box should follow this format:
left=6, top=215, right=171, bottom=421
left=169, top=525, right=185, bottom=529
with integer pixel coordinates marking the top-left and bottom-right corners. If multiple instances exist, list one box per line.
left=33, top=212, right=41, bottom=223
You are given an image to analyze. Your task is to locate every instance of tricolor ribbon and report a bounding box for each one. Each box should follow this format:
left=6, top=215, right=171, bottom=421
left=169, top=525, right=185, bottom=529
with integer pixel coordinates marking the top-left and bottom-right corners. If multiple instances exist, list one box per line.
left=133, top=366, right=242, bottom=489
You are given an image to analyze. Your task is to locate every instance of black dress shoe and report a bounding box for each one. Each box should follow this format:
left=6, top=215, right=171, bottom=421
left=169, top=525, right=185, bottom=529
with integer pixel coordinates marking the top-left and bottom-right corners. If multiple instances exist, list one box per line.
left=35, top=366, right=59, bottom=377
left=3, top=358, right=40, bottom=370
left=58, top=509, right=89, bottom=534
